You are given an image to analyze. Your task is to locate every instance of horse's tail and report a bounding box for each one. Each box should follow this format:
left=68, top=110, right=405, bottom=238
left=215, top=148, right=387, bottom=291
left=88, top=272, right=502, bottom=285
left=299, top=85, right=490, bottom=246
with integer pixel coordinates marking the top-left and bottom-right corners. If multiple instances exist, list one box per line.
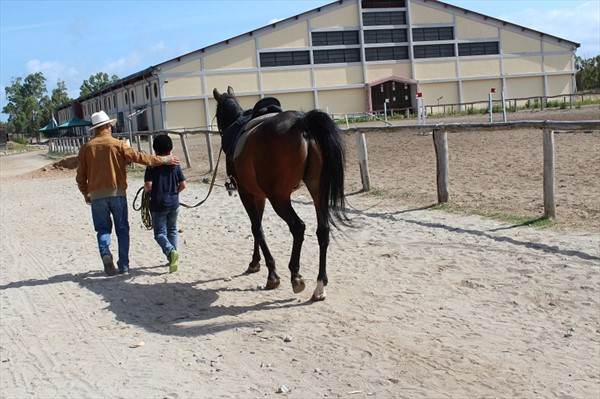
left=302, top=110, right=350, bottom=228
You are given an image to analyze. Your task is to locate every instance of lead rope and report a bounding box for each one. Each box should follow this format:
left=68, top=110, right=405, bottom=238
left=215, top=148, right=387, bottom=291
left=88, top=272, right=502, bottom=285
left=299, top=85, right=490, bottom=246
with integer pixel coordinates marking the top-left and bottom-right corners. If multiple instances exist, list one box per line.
left=133, top=187, right=153, bottom=230
left=179, top=147, right=223, bottom=208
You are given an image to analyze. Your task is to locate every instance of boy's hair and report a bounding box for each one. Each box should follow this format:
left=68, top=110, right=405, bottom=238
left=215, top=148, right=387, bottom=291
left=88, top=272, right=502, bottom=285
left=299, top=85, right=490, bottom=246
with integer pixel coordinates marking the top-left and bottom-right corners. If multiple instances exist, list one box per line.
left=153, top=134, right=173, bottom=155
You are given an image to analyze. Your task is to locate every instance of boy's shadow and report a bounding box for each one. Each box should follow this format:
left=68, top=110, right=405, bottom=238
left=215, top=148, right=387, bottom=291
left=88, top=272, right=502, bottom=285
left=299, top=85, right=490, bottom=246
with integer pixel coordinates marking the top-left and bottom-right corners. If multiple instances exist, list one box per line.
left=1, top=265, right=304, bottom=338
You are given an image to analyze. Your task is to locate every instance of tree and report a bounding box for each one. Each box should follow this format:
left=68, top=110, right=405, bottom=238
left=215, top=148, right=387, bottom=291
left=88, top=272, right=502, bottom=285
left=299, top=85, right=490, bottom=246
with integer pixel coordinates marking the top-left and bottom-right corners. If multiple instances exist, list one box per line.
left=79, top=72, right=120, bottom=97
left=51, top=79, right=71, bottom=109
left=37, top=80, right=71, bottom=132
left=575, top=55, right=600, bottom=91
left=2, top=72, right=48, bottom=136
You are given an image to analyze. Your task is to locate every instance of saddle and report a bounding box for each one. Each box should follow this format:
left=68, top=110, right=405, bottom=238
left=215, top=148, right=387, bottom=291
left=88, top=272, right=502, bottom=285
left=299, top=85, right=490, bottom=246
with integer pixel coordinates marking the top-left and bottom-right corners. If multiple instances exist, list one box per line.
left=221, top=97, right=282, bottom=159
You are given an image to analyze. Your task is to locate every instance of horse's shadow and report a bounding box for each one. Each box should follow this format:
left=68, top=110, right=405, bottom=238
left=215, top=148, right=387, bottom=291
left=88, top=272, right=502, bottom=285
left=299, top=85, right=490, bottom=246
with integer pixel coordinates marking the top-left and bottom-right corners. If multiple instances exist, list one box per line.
left=0, top=265, right=307, bottom=338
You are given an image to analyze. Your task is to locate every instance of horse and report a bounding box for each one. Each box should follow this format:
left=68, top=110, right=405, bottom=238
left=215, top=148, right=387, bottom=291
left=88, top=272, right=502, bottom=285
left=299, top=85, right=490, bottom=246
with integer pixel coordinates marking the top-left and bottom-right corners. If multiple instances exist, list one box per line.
left=213, top=86, right=349, bottom=301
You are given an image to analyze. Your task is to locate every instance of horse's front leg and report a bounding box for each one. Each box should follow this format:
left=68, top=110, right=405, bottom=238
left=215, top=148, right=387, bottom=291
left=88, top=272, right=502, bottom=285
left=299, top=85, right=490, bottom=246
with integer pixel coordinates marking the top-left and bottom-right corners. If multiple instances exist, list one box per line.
left=239, top=193, right=280, bottom=289
left=246, top=239, right=261, bottom=274
left=312, top=224, right=330, bottom=301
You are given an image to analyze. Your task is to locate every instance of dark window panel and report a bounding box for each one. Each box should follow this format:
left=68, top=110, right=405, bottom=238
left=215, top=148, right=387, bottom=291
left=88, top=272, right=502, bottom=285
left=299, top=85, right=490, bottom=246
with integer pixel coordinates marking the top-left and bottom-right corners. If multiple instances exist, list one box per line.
left=364, top=28, right=407, bottom=43
left=313, top=49, right=362, bottom=64
left=362, top=0, right=406, bottom=8
left=363, top=11, right=406, bottom=26
left=259, top=51, right=310, bottom=67
left=366, top=46, right=409, bottom=61
left=413, top=44, right=455, bottom=59
left=412, top=27, right=454, bottom=41
left=458, top=41, right=500, bottom=56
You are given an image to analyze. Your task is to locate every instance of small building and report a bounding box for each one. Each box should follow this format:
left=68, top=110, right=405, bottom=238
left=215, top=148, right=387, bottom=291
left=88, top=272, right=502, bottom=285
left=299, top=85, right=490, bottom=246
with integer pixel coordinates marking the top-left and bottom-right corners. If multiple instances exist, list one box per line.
left=57, top=0, right=579, bottom=132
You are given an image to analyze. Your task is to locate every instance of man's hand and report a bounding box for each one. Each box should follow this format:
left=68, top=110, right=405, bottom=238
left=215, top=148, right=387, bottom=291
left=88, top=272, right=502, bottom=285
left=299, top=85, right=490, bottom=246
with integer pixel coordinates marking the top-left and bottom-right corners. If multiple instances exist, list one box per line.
left=162, top=155, right=181, bottom=165
left=85, top=195, right=92, bottom=205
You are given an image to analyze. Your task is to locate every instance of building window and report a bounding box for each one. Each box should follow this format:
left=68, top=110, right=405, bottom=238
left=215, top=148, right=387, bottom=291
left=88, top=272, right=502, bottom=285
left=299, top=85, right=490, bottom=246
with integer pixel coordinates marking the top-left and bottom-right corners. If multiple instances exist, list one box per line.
left=312, top=31, right=360, bottom=46
left=130, top=89, right=135, bottom=105
left=458, top=41, right=499, bottom=56
left=260, top=51, right=310, bottom=67
left=366, top=46, right=409, bottom=61
left=362, top=0, right=405, bottom=8
left=124, top=92, right=128, bottom=105
left=153, top=83, right=158, bottom=98
left=313, top=49, right=361, bottom=64
left=413, top=44, right=455, bottom=58
left=412, top=27, right=454, bottom=41
left=145, top=85, right=150, bottom=100
left=362, top=11, right=406, bottom=26
left=113, top=94, right=117, bottom=109
left=364, top=28, right=407, bottom=43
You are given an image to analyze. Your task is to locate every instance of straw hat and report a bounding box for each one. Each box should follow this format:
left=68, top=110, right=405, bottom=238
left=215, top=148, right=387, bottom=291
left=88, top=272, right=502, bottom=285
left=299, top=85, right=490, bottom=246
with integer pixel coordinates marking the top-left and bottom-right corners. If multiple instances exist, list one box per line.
left=90, top=110, right=117, bottom=130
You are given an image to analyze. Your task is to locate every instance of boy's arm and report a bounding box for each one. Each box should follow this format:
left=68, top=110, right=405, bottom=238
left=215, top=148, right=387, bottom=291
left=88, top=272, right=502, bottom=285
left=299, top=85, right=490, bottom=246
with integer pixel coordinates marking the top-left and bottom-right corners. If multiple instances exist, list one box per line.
left=178, top=180, right=187, bottom=193
left=143, top=166, right=153, bottom=193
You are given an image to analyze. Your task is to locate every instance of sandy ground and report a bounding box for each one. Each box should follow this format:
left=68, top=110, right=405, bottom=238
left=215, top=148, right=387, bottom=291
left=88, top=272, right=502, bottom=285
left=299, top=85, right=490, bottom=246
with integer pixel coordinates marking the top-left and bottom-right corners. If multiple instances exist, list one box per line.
left=0, top=107, right=599, bottom=398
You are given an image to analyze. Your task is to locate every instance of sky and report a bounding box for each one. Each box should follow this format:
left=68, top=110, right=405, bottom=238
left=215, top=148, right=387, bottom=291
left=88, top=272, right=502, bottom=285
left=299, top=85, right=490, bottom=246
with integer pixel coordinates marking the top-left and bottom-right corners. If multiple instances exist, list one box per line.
left=1, top=0, right=599, bottom=122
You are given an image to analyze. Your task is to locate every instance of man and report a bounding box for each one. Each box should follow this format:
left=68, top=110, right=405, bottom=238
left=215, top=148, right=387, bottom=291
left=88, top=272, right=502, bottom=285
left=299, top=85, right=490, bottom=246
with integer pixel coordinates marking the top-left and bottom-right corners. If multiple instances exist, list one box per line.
left=76, top=110, right=180, bottom=276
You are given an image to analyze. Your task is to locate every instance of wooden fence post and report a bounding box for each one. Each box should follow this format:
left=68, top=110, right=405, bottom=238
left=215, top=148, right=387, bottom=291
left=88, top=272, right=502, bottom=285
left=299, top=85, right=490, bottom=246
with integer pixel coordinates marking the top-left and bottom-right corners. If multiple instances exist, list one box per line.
left=179, top=133, right=192, bottom=169
left=433, top=129, right=449, bottom=203
left=543, top=129, right=556, bottom=219
left=356, top=130, right=371, bottom=191
left=205, top=133, right=215, bottom=172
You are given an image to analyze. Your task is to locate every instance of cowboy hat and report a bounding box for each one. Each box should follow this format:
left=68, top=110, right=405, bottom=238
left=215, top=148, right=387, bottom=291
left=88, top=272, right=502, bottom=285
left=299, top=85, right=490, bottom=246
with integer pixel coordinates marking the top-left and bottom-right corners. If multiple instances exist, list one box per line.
left=90, top=110, right=117, bottom=130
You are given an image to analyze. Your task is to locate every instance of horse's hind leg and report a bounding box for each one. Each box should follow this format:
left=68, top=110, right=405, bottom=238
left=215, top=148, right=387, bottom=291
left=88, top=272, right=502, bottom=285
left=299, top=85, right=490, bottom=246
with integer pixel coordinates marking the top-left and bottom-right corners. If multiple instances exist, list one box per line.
left=239, top=192, right=280, bottom=288
left=312, top=222, right=330, bottom=301
left=269, top=198, right=306, bottom=294
left=304, top=181, right=329, bottom=301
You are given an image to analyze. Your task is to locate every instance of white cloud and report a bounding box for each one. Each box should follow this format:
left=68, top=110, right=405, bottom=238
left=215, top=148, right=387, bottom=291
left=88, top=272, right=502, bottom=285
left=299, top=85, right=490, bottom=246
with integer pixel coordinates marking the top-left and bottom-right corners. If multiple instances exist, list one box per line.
left=26, top=59, right=80, bottom=89
left=498, top=1, right=600, bottom=57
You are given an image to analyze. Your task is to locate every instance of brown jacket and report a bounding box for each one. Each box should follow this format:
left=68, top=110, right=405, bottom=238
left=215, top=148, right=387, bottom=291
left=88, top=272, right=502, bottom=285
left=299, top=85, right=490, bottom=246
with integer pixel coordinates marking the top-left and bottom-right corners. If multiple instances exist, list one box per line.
left=76, top=128, right=165, bottom=199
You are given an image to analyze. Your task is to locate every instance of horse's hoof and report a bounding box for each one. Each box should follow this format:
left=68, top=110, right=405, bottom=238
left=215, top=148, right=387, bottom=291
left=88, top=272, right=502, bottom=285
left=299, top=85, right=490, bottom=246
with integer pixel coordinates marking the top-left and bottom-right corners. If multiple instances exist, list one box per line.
left=245, top=264, right=260, bottom=274
left=310, top=293, right=327, bottom=302
left=265, top=279, right=280, bottom=290
left=292, top=278, right=306, bottom=294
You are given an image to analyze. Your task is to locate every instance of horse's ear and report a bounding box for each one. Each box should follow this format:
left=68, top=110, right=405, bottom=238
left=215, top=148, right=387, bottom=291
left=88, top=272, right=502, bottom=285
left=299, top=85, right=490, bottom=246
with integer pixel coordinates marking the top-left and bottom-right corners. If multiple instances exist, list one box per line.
left=227, top=86, right=235, bottom=96
left=213, top=88, right=221, bottom=101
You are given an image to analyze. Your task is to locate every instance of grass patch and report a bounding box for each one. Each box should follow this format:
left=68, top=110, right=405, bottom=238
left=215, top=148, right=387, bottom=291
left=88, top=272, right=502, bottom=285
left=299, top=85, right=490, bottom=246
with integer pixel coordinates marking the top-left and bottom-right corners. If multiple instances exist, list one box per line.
left=430, top=203, right=556, bottom=228
left=367, top=187, right=390, bottom=197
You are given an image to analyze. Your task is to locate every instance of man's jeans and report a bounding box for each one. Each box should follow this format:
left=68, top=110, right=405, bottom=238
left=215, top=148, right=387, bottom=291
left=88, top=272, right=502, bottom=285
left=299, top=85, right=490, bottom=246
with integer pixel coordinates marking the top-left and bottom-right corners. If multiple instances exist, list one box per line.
left=91, top=196, right=129, bottom=270
left=152, top=208, right=179, bottom=260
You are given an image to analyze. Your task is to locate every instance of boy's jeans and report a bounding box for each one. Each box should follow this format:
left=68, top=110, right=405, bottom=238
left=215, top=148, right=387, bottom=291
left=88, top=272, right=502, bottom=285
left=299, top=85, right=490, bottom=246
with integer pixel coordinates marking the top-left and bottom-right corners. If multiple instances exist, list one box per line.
left=152, top=208, right=179, bottom=260
left=91, top=196, right=130, bottom=270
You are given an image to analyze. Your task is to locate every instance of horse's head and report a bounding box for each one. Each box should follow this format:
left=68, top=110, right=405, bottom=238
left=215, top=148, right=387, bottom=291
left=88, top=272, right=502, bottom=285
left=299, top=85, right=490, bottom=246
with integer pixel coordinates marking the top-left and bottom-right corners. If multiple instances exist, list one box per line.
left=213, top=86, right=243, bottom=133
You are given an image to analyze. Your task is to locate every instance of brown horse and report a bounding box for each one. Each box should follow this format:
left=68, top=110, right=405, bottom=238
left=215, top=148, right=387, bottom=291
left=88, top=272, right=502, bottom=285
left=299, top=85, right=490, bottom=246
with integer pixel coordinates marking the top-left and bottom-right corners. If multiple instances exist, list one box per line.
left=213, top=86, right=349, bottom=301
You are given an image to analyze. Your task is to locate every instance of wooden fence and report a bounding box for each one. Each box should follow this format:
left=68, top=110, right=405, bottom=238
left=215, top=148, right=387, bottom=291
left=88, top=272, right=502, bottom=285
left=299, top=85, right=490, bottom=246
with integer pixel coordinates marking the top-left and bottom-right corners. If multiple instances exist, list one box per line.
left=350, top=120, right=600, bottom=219
left=49, top=120, right=600, bottom=220
left=48, top=130, right=219, bottom=170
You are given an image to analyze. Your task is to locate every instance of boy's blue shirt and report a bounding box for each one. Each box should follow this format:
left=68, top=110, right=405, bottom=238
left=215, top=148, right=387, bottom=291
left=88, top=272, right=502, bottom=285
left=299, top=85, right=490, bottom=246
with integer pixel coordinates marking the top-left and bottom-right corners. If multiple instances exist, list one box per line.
left=144, top=164, right=186, bottom=212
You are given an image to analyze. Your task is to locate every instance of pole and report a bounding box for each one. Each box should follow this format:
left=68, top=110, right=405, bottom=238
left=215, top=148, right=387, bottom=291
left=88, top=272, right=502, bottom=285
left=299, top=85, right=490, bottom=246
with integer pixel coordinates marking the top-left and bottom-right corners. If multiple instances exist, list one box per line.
left=502, top=91, right=507, bottom=122
left=384, top=100, right=388, bottom=124
left=488, top=92, right=493, bottom=123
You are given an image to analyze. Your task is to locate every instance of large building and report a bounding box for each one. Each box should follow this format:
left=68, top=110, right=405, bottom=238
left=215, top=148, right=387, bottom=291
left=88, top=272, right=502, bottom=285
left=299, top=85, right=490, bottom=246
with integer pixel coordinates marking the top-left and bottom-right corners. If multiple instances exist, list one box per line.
left=57, top=0, right=579, bottom=133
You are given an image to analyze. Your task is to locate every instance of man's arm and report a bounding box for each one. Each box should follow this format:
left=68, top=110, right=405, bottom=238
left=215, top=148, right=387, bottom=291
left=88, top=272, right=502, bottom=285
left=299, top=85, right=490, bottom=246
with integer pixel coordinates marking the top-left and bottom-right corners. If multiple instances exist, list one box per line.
left=122, top=142, right=180, bottom=166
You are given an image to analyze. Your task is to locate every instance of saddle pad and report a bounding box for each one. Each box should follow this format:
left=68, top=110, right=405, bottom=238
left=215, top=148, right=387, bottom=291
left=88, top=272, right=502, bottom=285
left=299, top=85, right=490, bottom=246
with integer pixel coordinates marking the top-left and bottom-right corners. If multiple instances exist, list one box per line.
left=233, top=113, right=277, bottom=160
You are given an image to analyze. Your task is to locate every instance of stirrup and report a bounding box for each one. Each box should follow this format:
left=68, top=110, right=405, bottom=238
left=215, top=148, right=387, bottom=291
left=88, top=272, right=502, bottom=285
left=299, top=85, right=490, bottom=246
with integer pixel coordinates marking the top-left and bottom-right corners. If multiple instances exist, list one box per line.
left=225, top=176, right=237, bottom=196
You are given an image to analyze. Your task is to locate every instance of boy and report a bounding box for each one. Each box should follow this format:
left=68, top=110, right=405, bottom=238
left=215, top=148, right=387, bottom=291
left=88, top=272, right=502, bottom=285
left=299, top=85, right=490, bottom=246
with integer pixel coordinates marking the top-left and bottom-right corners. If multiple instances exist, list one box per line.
left=144, top=134, right=186, bottom=273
